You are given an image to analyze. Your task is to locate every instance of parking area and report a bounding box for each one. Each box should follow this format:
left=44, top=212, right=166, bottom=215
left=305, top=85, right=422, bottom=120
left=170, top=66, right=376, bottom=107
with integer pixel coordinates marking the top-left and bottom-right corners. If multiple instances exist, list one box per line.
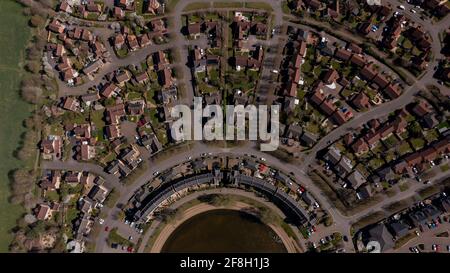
left=391, top=214, right=450, bottom=253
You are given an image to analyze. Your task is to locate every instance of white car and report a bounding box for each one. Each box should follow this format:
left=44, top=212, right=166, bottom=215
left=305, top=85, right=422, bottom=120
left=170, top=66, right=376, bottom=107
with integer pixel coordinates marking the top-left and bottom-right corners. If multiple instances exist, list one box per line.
left=271, top=69, right=279, bottom=74
left=99, top=218, right=105, bottom=225
left=153, top=171, right=159, bottom=176
left=187, top=156, right=192, bottom=160
left=260, top=157, right=266, bottom=162
left=411, top=9, right=417, bottom=13
left=399, top=5, right=405, bottom=10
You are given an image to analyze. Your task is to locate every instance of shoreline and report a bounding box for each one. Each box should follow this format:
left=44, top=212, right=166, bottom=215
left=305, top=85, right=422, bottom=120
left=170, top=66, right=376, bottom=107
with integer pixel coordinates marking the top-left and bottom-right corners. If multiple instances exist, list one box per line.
left=149, top=202, right=298, bottom=253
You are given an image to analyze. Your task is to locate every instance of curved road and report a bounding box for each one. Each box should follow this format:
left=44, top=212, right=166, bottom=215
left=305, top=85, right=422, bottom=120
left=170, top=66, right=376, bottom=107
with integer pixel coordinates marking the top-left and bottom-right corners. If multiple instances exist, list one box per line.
left=44, top=0, right=449, bottom=253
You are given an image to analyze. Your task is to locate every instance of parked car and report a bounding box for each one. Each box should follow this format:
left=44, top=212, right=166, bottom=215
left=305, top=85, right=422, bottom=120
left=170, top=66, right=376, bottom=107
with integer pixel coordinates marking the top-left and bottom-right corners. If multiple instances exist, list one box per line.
left=432, top=244, right=440, bottom=252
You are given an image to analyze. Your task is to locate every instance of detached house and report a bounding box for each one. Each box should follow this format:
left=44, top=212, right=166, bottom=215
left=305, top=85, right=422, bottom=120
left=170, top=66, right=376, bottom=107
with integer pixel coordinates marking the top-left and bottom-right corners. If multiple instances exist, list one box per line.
left=41, top=136, right=62, bottom=160
left=35, top=204, right=52, bottom=221
left=48, top=20, right=66, bottom=34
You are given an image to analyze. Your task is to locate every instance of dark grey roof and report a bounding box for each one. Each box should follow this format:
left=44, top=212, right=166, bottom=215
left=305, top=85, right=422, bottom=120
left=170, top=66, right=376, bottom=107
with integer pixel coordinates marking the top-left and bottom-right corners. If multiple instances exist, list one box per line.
left=408, top=210, right=428, bottom=227
left=388, top=221, right=410, bottom=238
left=301, top=131, right=318, bottom=146
left=286, top=125, right=303, bottom=141
left=423, top=113, right=438, bottom=129
left=365, top=224, right=394, bottom=252
left=346, top=170, right=366, bottom=189
left=324, top=146, right=341, bottom=165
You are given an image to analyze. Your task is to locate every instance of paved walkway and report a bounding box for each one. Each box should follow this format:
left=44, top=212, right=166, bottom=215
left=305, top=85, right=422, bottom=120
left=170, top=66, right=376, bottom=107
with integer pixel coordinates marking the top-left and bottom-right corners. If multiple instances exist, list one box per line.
left=141, top=188, right=302, bottom=253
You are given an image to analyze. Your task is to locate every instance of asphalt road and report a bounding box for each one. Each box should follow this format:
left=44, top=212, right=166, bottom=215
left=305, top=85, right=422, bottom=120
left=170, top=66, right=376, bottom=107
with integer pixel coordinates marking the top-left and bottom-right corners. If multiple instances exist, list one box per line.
left=44, top=0, right=450, bottom=253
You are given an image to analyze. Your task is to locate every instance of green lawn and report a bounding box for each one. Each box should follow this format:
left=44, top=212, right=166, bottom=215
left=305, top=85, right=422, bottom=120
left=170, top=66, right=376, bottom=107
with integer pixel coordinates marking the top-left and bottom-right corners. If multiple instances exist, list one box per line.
left=0, top=0, right=32, bottom=252
left=213, top=2, right=244, bottom=8
left=108, top=227, right=134, bottom=247
left=183, top=2, right=211, bottom=11
left=410, top=138, right=425, bottom=150
left=244, top=2, right=273, bottom=11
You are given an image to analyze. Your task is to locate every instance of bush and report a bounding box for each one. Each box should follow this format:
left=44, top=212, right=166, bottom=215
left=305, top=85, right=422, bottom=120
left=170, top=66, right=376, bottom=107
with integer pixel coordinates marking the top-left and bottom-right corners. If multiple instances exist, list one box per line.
left=29, top=15, right=45, bottom=28
left=25, top=61, right=41, bottom=74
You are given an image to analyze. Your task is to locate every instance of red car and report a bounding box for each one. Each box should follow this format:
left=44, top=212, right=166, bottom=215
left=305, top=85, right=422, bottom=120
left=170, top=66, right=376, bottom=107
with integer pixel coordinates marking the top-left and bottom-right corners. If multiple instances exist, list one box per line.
left=127, top=246, right=134, bottom=253
left=104, top=226, right=109, bottom=232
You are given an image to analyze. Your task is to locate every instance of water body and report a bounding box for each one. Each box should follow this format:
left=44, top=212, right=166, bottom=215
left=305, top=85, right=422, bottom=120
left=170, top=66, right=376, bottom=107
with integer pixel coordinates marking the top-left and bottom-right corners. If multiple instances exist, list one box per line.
left=161, top=209, right=287, bottom=253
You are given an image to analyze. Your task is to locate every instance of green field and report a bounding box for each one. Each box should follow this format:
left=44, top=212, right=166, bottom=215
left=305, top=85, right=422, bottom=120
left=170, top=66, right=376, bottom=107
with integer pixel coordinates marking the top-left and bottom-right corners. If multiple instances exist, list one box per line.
left=0, top=0, right=31, bottom=252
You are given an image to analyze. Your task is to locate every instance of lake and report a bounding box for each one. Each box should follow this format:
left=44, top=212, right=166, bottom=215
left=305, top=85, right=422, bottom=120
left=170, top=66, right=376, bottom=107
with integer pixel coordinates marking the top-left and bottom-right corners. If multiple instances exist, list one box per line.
left=161, top=209, right=287, bottom=253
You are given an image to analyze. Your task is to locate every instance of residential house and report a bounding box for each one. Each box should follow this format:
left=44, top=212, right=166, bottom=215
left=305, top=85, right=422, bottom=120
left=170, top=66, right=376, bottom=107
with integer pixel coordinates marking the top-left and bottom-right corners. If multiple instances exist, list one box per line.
left=62, top=97, right=80, bottom=112
left=105, top=104, right=126, bottom=125
left=363, top=224, right=394, bottom=253
left=101, top=83, right=121, bottom=98
left=40, top=136, right=62, bottom=160
left=105, top=125, right=122, bottom=140
left=35, top=204, right=52, bottom=221
left=346, top=170, right=366, bottom=189
left=87, top=184, right=109, bottom=204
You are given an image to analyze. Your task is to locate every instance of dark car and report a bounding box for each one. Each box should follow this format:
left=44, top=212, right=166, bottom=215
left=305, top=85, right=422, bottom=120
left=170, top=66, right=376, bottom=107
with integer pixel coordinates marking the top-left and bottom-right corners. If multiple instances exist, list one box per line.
left=343, top=235, right=348, bottom=242
left=111, top=243, right=118, bottom=249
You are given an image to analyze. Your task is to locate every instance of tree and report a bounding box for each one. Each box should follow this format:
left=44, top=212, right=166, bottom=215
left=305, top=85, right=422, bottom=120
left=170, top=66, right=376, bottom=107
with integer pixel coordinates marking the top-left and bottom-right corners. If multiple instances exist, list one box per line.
left=135, top=16, right=146, bottom=28
left=25, top=61, right=41, bottom=74
left=408, top=121, right=422, bottom=138
left=39, top=0, right=55, bottom=9
left=322, top=215, right=333, bottom=227
left=21, top=85, right=43, bottom=104
left=208, top=194, right=232, bottom=207
left=29, top=15, right=45, bottom=28
left=259, top=207, right=278, bottom=224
